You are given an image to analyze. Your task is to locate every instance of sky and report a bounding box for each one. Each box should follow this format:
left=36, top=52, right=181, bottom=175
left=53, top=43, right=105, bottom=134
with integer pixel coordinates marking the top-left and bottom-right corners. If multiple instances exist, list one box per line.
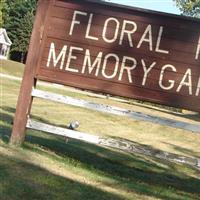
left=106, top=0, right=181, bottom=15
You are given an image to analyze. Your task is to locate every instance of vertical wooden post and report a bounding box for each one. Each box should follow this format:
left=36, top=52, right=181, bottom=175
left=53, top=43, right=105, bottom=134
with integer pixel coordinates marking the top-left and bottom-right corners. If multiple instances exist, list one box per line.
left=10, top=0, right=51, bottom=146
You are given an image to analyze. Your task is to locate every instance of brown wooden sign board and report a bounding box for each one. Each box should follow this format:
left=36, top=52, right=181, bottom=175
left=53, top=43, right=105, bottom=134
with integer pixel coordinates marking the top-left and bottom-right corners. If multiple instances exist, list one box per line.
left=10, top=0, right=200, bottom=145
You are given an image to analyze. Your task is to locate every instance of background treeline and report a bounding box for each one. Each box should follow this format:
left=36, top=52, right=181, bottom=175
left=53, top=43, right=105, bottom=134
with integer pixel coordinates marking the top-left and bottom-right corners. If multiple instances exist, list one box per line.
left=0, top=0, right=199, bottom=63
left=173, top=0, right=200, bottom=17
left=0, top=0, right=37, bottom=63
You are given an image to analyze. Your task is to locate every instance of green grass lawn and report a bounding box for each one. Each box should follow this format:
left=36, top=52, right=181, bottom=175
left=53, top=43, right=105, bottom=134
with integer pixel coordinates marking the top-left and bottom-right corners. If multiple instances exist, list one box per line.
left=1, top=59, right=24, bottom=77
left=1, top=60, right=200, bottom=200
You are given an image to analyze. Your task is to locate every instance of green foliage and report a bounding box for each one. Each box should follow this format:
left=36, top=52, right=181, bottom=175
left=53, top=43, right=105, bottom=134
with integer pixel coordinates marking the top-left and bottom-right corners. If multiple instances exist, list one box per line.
left=173, top=0, right=200, bottom=18
left=2, top=0, right=37, bottom=61
left=11, top=11, right=35, bottom=53
left=0, top=0, right=7, bottom=27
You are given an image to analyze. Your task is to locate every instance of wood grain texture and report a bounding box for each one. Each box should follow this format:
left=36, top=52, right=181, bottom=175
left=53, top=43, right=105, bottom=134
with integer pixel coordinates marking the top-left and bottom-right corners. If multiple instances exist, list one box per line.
left=10, top=0, right=53, bottom=145
left=26, top=118, right=200, bottom=168
left=32, top=89, right=200, bottom=133
left=36, top=69, right=200, bottom=111
left=34, top=0, right=199, bottom=111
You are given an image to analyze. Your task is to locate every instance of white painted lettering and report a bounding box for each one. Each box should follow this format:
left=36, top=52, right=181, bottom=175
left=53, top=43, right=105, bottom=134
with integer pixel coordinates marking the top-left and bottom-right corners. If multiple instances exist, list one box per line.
left=137, top=25, right=153, bottom=51
left=82, top=49, right=103, bottom=76
left=155, top=26, right=169, bottom=54
left=195, top=36, right=200, bottom=60
left=85, top=13, right=98, bottom=41
left=102, top=18, right=120, bottom=43
left=176, top=68, right=192, bottom=95
left=118, top=56, right=137, bottom=83
left=159, top=64, right=176, bottom=90
left=65, top=46, right=83, bottom=73
left=69, top=11, right=87, bottom=35
left=102, top=53, right=119, bottom=79
left=119, top=20, right=137, bottom=47
left=47, top=42, right=67, bottom=70
left=195, top=76, right=200, bottom=96
left=141, top=59, right=156, bottom=86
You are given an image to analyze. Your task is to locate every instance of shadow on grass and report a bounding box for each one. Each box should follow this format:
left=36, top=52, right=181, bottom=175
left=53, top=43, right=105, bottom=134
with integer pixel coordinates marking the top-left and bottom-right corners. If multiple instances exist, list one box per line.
left=1, top=106, right=69, bottom=129
left=1, top=106, right=200, bottom=200
left=0, top=154, right=124, bottom=200
left=0, top=107, right=65, bottom=143
left=162, top=142, right=200, bottom=158
left=0, top=111, right=13, bottom=143
left=23, top=133, right=200, bottom=198
left=1, top=106, right=16, bottom=115
left=123, top=100, right=200, bottom=123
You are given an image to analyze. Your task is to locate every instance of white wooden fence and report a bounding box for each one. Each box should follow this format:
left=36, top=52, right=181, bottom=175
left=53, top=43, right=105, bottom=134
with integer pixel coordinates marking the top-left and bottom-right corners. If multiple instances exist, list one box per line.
left=26, top=88, right=200, bottom=168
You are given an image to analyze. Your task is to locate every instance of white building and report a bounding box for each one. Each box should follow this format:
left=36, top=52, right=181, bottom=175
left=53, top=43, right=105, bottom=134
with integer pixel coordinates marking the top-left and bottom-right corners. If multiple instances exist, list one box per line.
left=0, top=28, right=12, bottom=60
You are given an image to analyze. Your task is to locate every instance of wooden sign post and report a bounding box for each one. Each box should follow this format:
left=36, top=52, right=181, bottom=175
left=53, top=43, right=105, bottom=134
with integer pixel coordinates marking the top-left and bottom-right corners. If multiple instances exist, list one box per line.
left=10, top=0, right=200, bottom=145
left=10, top=0, right=51, bottom=145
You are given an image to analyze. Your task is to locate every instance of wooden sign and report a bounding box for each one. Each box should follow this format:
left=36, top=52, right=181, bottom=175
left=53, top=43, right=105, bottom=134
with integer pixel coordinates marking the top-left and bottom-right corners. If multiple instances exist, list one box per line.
left=10, top=0, right=200, bottom=145
left=36, top=0, right=200, bottom=111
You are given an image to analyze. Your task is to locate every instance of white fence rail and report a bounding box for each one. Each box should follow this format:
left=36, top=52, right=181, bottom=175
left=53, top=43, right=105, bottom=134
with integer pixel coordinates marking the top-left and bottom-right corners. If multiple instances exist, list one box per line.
left=32, top=89, right=200, bottom=133
left=26, top=119, right=200, bottom=168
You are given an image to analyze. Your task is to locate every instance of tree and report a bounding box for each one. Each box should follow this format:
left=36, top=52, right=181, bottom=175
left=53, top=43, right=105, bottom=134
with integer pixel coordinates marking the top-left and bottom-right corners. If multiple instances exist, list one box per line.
left=0, top=1, right=9, bottom=27
left=2, top=0, right=37, bottom=62
left=12, top=10, right=35, bottom=62
left=173, top=0, right=200, bottom=18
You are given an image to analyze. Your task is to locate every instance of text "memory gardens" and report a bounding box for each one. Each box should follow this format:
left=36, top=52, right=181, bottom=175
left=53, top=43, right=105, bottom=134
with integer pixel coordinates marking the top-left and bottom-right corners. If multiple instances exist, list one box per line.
left=45, top=10, right=200, bottom=97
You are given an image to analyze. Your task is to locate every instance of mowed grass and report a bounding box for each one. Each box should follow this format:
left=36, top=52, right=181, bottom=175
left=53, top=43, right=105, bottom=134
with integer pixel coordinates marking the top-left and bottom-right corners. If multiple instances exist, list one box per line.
left=1, top=59, right=24, bottom=77
left=0, top=60, right=200, bottom=200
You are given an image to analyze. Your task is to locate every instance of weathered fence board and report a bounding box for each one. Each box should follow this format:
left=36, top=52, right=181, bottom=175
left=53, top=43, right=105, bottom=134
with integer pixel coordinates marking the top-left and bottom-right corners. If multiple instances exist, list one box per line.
left=26, top=119, right=200, bottom=168
left=32, top=89, right=200, bottom=133
left=11, top=0, right=200, bottom=148
left=27, top=118, right=99, bottom=144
